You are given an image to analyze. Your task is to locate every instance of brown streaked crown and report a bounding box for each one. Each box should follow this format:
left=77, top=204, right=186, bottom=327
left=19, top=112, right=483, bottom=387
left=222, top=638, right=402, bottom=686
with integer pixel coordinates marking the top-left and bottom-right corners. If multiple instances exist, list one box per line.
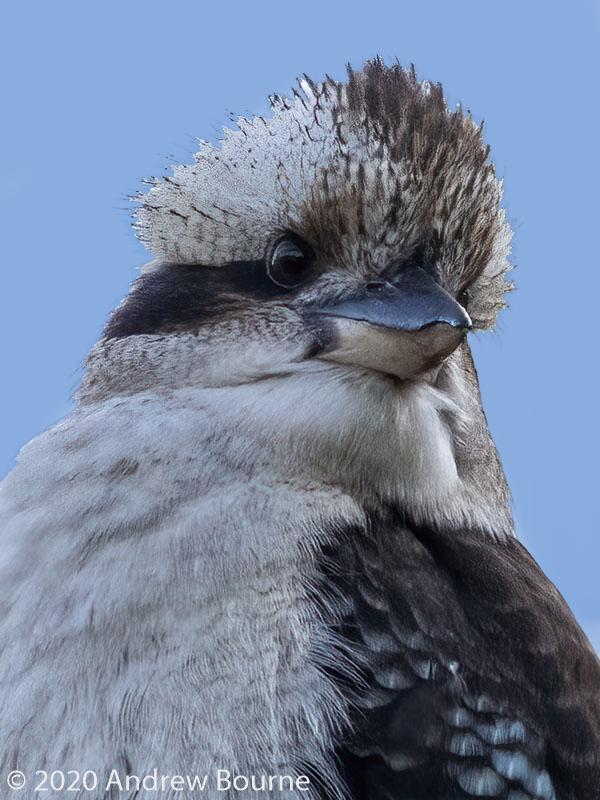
left=134, top=58, right=513, bottom=330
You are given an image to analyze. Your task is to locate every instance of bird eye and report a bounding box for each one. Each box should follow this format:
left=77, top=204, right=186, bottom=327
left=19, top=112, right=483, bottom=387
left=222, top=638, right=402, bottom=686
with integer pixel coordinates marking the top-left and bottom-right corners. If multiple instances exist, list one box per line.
left=267, top=237, right=313, bottom=289
left=457, top=288, right=469, bottom=308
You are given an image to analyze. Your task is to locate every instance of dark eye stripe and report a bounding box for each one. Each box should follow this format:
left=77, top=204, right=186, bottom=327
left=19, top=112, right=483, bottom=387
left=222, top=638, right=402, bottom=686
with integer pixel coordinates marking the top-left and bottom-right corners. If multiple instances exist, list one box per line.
left=103, top=261, right=289, bottom=340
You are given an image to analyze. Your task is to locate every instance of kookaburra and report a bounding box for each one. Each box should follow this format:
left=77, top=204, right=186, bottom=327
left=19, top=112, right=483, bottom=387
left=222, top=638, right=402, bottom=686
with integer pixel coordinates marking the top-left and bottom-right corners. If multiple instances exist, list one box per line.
left=0, top=59, right=598, bottom=800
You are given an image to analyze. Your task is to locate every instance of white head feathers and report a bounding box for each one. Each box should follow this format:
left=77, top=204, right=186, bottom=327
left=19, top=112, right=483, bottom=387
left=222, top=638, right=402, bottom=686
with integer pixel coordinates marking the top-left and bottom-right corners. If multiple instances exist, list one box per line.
left=134, top=59, right=514, bottom=331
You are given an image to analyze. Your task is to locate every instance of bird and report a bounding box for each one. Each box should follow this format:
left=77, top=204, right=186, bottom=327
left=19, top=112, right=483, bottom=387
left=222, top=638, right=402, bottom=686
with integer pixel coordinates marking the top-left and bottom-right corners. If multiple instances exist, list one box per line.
left=0, top=57, right=599, bottom=800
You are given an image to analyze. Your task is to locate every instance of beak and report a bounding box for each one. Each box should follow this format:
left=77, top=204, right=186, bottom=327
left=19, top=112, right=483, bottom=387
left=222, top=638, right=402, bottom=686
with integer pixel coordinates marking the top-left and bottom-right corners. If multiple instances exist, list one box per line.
left=313, top=266, right=472, bottom=379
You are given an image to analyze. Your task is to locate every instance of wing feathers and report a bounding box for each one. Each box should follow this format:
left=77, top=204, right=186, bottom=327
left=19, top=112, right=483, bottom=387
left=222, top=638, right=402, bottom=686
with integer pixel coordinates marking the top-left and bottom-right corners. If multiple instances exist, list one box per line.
left=322, top=507, right=600, bottom=799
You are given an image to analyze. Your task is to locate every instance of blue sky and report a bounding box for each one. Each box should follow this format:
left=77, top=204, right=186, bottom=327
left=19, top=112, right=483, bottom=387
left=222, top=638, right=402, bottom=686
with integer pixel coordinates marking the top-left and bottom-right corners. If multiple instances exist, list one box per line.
left=1, top=2, right=598, bottom=649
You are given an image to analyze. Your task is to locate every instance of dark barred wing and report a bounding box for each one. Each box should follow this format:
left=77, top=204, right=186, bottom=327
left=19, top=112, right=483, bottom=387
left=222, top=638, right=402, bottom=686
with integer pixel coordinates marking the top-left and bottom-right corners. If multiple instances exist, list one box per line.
left=322, top=509, right=600, bottom=800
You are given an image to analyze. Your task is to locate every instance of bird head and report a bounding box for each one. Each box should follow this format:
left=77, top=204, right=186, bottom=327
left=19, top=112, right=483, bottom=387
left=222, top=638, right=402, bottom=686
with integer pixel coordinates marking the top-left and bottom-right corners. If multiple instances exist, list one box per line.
left=92, top=59, right=511, bottom=389
left=79, top=59, right=514, bottom=531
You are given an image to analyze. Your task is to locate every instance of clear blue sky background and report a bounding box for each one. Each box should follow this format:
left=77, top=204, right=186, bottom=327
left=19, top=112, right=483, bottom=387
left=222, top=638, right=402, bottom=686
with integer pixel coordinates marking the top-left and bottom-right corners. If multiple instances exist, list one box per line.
left=1, top=2, right=598, bottom=649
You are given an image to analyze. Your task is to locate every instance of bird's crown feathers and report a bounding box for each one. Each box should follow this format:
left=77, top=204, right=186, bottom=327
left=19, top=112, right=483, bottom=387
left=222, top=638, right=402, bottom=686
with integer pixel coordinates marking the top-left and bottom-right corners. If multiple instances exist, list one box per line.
left=135, top=58, right=513, bottom=330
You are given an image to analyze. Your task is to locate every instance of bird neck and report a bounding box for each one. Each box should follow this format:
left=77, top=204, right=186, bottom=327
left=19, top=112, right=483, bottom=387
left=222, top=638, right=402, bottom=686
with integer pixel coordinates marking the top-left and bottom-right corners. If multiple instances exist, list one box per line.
left=79, top=336, right=514, bottom=537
